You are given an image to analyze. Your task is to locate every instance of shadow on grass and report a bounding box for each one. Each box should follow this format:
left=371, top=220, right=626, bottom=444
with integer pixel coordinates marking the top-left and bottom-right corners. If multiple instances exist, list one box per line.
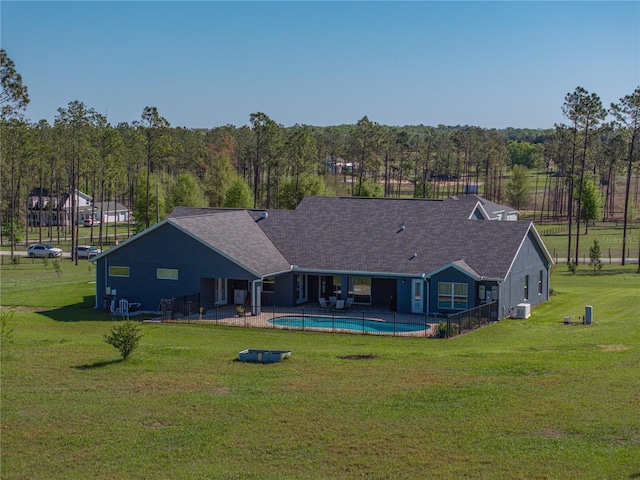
left=74, top=359, right=122, bottom=370
left=40, top=296, right=113, bottom=322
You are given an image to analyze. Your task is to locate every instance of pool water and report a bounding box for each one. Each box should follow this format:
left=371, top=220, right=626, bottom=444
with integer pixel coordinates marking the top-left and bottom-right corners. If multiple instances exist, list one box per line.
left=269, top=316, right=430, bottom=334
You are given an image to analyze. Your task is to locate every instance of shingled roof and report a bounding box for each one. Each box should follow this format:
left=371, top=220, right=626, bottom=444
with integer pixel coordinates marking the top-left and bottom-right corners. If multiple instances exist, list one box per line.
left=167, top=196, right=547, bottom=280
left=169, top=211, right=291, bottom=277
left=257, top=197, right=533, bottom=279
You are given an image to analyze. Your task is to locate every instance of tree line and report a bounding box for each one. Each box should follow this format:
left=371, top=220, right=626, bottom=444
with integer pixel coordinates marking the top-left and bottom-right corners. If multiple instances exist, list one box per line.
left=1, top=49, right=639, bottom=265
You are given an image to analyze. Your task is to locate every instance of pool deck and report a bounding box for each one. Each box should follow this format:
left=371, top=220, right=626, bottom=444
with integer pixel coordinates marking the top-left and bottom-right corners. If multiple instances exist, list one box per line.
left=158, top=304, right=439, bottom=337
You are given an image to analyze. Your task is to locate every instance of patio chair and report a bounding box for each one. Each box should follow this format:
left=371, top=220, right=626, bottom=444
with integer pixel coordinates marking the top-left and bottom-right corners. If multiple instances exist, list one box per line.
left=319, top=298, right=331, bottom=308
left=334, top=299, right=345, bottom=310
left=329, top=295, right=337, bottom=306
left=345, top=298, right=354, bottom=310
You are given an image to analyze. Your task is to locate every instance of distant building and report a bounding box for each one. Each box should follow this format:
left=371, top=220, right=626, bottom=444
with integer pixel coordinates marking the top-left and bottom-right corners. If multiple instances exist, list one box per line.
left=27, top=188, right=129, bottom=226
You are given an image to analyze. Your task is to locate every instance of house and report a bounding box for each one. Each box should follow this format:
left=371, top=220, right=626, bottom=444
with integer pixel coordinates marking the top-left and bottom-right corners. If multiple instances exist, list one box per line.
left=92, top=196, right=552, bottom=319
left=27, top=189, right=92, bottom=226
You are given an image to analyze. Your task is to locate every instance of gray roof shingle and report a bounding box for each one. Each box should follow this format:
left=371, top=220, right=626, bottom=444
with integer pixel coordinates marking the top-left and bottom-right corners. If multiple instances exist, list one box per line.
left=168, top=196, right=543, bottom=280
left=169, top=210, right=291, bottom=277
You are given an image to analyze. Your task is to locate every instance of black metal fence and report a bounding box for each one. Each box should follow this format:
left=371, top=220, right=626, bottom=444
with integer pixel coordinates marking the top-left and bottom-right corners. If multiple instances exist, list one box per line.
left=439, top=302, right=499, bottom=338
left=159, top=299, right=439, bottom=338
left=158, top=299, right=499, bottom=339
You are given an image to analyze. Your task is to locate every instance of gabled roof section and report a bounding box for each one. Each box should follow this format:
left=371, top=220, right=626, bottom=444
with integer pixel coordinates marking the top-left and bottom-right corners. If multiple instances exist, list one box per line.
left=93, top=211, right=291, bottom=278
left=426, top=260, right=482, bottom=280
left=169, top=211, right=291, bottom=277
left=446, top=195, right=518, bottom=220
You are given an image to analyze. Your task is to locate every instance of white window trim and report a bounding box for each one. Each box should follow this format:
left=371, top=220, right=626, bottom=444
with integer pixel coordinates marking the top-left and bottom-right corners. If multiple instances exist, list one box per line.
left=437, top=282, right=468, bottom=310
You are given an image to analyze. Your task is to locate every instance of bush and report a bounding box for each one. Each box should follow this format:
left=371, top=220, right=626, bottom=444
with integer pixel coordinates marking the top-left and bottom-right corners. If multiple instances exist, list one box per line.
left=436, top=321, right=458, bottom=338
left=104, top=321, right=142, bottom=360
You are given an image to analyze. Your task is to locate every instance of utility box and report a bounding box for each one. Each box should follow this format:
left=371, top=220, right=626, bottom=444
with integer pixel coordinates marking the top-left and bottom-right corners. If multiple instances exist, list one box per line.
left=516, top=303, right=531, bottom=319
left=585, top=305, right=593, bottom=325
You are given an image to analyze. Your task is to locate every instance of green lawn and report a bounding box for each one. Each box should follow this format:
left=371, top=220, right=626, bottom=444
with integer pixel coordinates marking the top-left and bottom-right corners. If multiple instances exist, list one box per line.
left=538, top=222, right=639, bottom=262
left=1, top=262, right=639, bottom=479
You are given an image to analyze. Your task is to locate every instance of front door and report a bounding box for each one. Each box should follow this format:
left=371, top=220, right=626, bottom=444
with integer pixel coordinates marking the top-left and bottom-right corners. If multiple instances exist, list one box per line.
left=411, top=279, right=424, bottom=313
left=215, top=278, right=228, bottom=305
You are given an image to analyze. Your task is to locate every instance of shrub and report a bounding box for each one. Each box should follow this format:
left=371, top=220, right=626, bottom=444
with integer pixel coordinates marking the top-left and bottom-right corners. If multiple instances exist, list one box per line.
left=104, top=321, right=142, bottom=360
left=436, top=321, right=458, bottom=338
left=52, top=259, right=62, bottom=277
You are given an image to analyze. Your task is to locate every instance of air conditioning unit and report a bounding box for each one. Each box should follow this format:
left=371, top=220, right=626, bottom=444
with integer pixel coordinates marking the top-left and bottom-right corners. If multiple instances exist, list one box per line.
left=516, top=303, right=531, bottom=319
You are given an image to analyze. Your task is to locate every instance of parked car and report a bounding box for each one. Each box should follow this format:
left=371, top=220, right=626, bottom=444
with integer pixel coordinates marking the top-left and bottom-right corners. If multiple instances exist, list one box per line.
left=27, top=244, right=63, bottom=258
left=73, top=245, right=102, bottom=259
left=83, top=218, right=100, bottom=227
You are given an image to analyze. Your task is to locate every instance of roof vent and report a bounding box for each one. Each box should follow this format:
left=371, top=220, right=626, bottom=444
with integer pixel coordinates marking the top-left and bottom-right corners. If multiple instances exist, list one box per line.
left=257, top=211, right=268, bottom=221
left=410, top=252, right=417, bottom=260
left=397, top=225, right=405, bottom=233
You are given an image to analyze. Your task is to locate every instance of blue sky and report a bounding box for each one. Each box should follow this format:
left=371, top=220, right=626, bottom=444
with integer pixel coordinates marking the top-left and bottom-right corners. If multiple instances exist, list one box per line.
left=2, top=1, right=639, bottom=129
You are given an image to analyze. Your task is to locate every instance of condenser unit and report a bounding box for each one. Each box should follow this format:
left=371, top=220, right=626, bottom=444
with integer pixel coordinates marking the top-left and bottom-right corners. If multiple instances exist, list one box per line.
left=516, top=303, right=531, bottom=319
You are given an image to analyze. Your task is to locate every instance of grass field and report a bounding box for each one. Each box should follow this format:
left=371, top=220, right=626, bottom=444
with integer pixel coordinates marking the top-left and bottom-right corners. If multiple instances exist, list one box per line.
left=1, top=261, right=639, bottom=479
left=537, top=222, right=639, bottom=262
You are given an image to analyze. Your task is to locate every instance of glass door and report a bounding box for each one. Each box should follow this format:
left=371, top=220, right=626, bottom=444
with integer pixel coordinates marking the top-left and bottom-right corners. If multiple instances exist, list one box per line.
left=411, top=278, right=423, bottom=313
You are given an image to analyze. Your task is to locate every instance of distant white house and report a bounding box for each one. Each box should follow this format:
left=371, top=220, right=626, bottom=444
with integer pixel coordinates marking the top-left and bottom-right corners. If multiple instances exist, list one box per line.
left=28, top=188, right=130, bottom=226
left=27, top=189, right=92, bottom=226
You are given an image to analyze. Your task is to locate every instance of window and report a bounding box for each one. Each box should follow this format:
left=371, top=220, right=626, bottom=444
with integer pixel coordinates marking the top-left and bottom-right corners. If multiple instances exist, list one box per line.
left=524, top=275, right=529, bottom=300
left=157, top=268, right=178, bottom=280
left=538, top=270, right=543, bottom=295
left=438, top=282, right=468, bottom=310
left=263, top=277, right=275, bottom=293
left=109, top=266, right=130, bottom=277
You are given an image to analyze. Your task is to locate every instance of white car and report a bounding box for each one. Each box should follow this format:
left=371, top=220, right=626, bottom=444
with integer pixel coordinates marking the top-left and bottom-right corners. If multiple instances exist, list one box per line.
left=73, top=245, right=102, bottom=259
left=27, top=244, right=63, bottom=258
left=83, top=218, right=100, bottom=227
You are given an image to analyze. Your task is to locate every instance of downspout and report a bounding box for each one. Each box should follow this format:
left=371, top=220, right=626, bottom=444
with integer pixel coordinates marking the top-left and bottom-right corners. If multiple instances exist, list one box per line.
left=497, top=280, right=503, bottom=319
left=421, top=273, right=428, bottom=315
left=103, top=257, right=108, bottom=309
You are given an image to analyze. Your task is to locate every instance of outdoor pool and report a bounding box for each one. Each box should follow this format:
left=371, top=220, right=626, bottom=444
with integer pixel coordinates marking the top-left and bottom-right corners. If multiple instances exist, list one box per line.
left=269, top=316, right=430, bottom=334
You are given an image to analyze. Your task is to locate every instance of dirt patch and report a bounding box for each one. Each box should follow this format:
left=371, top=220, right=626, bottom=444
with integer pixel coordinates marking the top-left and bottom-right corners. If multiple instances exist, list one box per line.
left=598, top=344, right=631, bottom=352
left=339, top=354, right=379, bottom=360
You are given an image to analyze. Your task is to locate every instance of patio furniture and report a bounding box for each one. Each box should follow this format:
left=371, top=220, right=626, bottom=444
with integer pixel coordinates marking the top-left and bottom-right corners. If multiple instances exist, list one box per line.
left=319, top=298, right=331, bottom=308
left=334, top=299, right=345, bottom=310
left=329, top=295, right=337, bottom=306
left=345, top=298, right=354, bottom=310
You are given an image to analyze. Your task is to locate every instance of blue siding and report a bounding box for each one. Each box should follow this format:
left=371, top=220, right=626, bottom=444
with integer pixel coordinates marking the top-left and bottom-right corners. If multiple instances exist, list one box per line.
left=500, top=231, right=549, bottom=317
left=96, top=223, right=259, bottom=311
left=428, top=268, right=477, bottom=314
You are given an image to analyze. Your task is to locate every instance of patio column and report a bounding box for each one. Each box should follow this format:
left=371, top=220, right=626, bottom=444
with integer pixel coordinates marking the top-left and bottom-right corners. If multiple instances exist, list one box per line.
left=340, top=276, right=349, bottom=301
left=251, top=279, right=262, bottom=315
